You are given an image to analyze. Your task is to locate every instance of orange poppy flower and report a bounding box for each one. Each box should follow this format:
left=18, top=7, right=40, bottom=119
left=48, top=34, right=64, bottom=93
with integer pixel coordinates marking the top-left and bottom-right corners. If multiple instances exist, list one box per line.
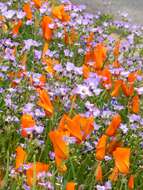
left=106, top=139, right=122, bottom=155
left=73, top=114, right=94, bottom=141
left=41, top=16, right=53, bottom=41
left=84, top=50, right=94, bottom=66
left=39, top=75, right=46, bottom=88
left=66, top=182, right=75, bottom=190
left=96, top=135, right=108, bottom=161
left=93, top=43, right=107, bottom=70
left=113, top=147, right=130, bottom=174
left=100, top=68, right=112, bottom=89
left=113, top=40, right=120, bottom=58
left=121, top=82, right=134, bottom=97
left=15, top=146, right=27, bottom=170
left=37, top=89, right=54, bottom=116
left=128, top=175, right=134, bottom=189
left=86, top=32, right=94, bottom=48
left=128, top=72, right=137, bottom=84
left=109, top=166, right=119, bottom=182
left=64, top=27, right=70, bottom=45
left=42, top=41, right=49, bottom=59
left=52, top=5, right=70, bottom=22
left=32, top=0, right=42, bottom=8
left=111, top=80, right=122, bottom=97
left=26, top=162, right=49, bottom=186
left=105, top=114, right=121, bottom=137
left=132, top=95, right=139, bottom=114
left=48, top=130, right=69, bottom=172
left=64, top=27, right=77, bottom=45
left=23, top=3, right=32, bottom=20
left=12, top=20, right=22, bottom=35
left=44, top=58, right=59, bottom=76
left=95, top=162, right=103, bottom=182
left=58, top=114, right=82, bottom=142
left=83, top=64, right=90, bottom=79
left=113, top=60, right=121, bottom=68
left=21, top=114, right=36, bottom=137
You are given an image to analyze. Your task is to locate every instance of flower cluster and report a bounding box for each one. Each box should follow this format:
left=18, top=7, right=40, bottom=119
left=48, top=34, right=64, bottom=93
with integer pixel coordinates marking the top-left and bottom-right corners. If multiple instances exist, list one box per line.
left=0, top=0, right=143, bottom=189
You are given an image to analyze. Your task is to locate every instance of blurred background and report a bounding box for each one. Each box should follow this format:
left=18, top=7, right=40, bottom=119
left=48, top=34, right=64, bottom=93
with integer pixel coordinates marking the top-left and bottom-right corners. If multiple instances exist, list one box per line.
left=72, top=0, right=143, bottom=25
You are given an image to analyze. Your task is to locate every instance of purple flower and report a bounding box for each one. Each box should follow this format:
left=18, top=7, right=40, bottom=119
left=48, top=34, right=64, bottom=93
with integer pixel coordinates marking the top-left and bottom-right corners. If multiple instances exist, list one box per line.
left=23, top=103, right=34, bottom=113
left=96, top=185, right=106, bottom=190
left=49, top=151, right=55, bottom=160
left=73, top=84, right=92, bottom=98
left=66, top=62, right=75, bottom=71
left=74, top=66, right=83, bottom=75
left=23, top=184, right=30, bottom=190
left=54, top=64, right=63, bottom=72
left=35, top=126, right=44, bottom=134
left=129, top=114, right=141, bottom=122
left=120, top=124, right=128, bottom=134
left=40, top=3, right=48, bottom=14
left=136, top=87, right=143, bottom=95
left=34, top=50, right=42, bottom=60
left=63, top=136, right=77, bottom=144
left=35, top=109, right=45, bottom=117
left=17, top=10, right=26, bottom=19
left=2, top=9, right=16, bottom=19
left=23, top=39, right=41, bottom=51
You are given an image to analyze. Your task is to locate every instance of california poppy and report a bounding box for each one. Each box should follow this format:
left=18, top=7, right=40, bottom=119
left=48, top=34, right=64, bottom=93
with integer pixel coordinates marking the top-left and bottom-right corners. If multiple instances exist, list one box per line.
left=12, top=20, right=22, bottom=35
left=84, top=50, right=94, bottom=66
left=32, top=0, right=42, bottom=8
left=93, top=43, right=107, bottom=70
left=111, top=80, right=122, bottom=97
left=58, top=114, right=82, bottom=142
left=128, top=175, right=134, bottom=189
left=100, top=68, right=112, bottom=89
left=37, top=89, right=54, bottom=116
left=113, top=40, right=121, bottom=59
left=82, top=64, right=90, bottom=79
left=52, top=5, right=70, bottom=22
left=105, top=114, right=121, bottom=137
left=106, top=139, right=122, bottom=155
left=42, top=41, right=49, bottom=59
left=113, top=60, right=121, bottom=68
left=23, top=3, right=32, bottom=20
left=26, top=162, right=49, bottom=186
left=128, top=72, right=137, bottom=84
left=113, top=147, right=130, bottom=174
left=66, top=182, right=75, bottom=190
left=49, top=130, right=69, bottom=172
left=41, top=16, right=53, bottom=41
left=132, top=95, right=139, bottom=114
left=21, top=114, right=36, bottom=137
left=73, top=114, right=94, bottom=141
left=15, top=146, right=27, bottom=170
left=109, top=166, right=119, bottom=182
left=121, top=82, right=134, bottom=97
left=70, top=27, right=77, bottom=44
left=64, top=27, right=77, bottom=45
left=96, top=135, right=108, bottom=161
left=113, top=40, right=120, bottom=58
left=95, top=162, right=103, bottom=182
left=44, top=58, right=59, bottom=76
left=38, top=75, right=46, bottom=88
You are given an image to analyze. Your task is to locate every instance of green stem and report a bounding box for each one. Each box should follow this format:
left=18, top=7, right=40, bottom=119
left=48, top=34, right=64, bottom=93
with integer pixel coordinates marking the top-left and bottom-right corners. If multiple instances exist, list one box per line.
left=69, top=157, right=76, bottom=180
left=3, top=150, right=9, bottom=187
left=32, top=155, right=37, bottom=190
